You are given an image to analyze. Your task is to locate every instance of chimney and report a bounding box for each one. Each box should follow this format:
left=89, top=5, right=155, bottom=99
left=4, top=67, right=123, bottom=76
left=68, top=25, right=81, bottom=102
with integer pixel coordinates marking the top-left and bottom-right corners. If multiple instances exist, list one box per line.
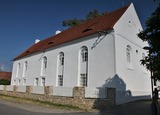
left=55, top=30, right=61, bottom=35
left=35, top=39, right=40, bottom=44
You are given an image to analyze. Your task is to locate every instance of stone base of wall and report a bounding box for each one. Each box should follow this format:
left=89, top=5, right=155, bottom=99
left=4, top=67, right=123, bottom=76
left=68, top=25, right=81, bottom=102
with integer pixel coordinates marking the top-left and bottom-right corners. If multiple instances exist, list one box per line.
left=0, top=86, right=115, bottom=110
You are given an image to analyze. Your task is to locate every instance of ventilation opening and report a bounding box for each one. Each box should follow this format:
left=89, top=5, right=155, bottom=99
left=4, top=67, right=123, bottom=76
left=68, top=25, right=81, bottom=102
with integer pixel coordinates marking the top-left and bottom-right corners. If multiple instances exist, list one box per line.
left=26, top=51, right=30, bottom=53
left=82, top=28, right=93, bottom=33
left=48, top=41, right=54, bottom=45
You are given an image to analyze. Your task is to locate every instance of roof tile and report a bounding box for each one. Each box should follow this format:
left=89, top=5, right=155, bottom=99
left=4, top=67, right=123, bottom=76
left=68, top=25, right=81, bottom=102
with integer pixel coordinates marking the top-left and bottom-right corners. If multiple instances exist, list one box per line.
left=14, top=4, right=130, bottom=60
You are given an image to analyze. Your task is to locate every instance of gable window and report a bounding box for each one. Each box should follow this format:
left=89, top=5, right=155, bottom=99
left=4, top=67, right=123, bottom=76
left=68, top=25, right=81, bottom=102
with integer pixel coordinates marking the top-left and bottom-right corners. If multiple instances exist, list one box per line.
left=41, top=56, right=47, bottom=76
left=16, top=63, right=21, bottom=78
left=57, top=52, right=64, bottom=86
left=126, top=45, right=132, bottom=63
left=22, top=61, right=28, bottom=77
left=81, top=47, right=88, bottom=62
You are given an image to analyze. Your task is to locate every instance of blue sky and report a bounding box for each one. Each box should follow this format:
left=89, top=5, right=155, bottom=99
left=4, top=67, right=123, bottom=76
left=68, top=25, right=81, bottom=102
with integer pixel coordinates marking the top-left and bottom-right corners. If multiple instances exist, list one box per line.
left=0, top=0, right=158, bottom=72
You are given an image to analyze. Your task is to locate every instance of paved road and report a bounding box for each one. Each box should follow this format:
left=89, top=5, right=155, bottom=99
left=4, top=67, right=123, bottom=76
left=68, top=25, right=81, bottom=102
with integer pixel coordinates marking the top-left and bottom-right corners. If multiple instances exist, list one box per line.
left=0, top=102, right=93, bottom=115
left=0, top=99, right=98, bottom=115
left=0, top=99, right=156, bottom=115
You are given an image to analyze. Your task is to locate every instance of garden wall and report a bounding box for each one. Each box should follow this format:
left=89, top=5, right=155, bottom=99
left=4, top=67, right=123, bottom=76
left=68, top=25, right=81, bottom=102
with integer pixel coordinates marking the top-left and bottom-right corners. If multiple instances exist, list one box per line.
left=0, top=85, right=115, bottom=110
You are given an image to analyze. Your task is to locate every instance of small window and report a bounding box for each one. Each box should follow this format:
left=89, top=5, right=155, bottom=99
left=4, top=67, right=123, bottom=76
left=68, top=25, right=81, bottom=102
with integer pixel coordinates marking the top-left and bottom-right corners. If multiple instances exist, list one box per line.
left=35, top=78, right=38, bottom=86
left=41, top=78, right=45, bottom=86
left=80, top=74, right=88, bottom=87
left=58, top=75, right=63, bottom=86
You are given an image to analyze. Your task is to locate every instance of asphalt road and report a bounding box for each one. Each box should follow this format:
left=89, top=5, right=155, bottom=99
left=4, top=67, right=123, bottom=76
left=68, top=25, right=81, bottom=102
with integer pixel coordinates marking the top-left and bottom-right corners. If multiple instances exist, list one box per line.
left=0, top=100, right=98, bottom=115
left=0, top=99, right=156, bottom=115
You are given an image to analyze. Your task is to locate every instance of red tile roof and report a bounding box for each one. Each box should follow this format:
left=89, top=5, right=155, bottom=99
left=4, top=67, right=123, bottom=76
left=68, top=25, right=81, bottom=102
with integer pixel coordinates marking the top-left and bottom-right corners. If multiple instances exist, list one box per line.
left=0, top=72, right=12, bottom=81
left=14, top=4, right=130, bottom=60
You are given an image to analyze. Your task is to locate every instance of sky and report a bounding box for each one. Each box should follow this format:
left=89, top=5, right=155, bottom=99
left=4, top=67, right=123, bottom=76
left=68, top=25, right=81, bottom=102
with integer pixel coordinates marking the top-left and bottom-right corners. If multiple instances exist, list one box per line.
left=0, top=0, right=158, bottom=72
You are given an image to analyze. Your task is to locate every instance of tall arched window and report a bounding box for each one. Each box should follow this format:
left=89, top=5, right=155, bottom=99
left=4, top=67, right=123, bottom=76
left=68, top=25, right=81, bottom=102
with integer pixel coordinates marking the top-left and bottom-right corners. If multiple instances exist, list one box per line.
left=79, top=46, right=88, bottom=87
left=16, top=63, right=21, bottom=78
left=59, top=52, right=64, bottom=66
left=41, top=56, right=47, bottom=76
left=22, top=61, right=28, bottom=77
left=81, top=46, right=88, bottom=62
left=126, top=45, right=132, bottom=63
left=57, top=52, right=64, bottom=86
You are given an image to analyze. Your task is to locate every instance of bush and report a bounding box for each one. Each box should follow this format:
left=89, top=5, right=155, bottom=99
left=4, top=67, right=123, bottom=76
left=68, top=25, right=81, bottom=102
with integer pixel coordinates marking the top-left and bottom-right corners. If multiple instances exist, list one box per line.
left=0, top=79, right=10, bottom=85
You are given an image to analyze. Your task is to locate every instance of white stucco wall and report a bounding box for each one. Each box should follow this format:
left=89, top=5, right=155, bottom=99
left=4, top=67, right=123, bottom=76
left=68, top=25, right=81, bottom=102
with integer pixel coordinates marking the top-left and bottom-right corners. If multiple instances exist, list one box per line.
left=11, top=31, right=115, bottom=88
left=113, top=3, right=151, bottom=104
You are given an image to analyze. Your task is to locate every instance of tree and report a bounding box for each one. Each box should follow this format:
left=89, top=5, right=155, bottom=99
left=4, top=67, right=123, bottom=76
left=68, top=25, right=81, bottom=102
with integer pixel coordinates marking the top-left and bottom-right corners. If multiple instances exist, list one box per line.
left=138, top=4, right=160, bottom=80
left=62, top=9, right=106, bottom=28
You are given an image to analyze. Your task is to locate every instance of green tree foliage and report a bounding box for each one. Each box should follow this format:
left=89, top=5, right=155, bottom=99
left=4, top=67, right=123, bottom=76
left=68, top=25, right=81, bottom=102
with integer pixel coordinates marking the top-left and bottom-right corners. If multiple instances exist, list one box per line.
left=0, top=79, right=10, bottom=85
left=62, top=9, right=106, bottom=28
left=138, top=4, right=160, bottom=80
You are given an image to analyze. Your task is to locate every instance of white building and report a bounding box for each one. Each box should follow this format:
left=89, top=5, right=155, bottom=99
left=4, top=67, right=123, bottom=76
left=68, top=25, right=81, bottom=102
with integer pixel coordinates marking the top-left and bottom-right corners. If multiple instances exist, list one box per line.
left=11, top=3, right=151, bottom=104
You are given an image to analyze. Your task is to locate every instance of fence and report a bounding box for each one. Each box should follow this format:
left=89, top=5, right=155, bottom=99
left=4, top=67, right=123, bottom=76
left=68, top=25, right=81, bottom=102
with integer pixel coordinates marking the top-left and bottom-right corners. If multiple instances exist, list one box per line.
left=0, top=85, right=115, bottom=110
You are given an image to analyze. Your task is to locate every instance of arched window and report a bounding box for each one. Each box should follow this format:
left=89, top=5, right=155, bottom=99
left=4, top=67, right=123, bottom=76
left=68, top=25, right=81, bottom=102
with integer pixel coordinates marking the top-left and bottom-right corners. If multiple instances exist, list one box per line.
left=79, top=46, right=88, bottom=87
left=59, top=52, right=64, bottom=66
left=126, top=45, right=132, bottom=63
left=22, top=61, right=28, bottom=77
left=81, top=46, right=88, bottom=62
left=16, top=63, right=21, bottom=78
left=57, top=52, right=64, bottom=86
left=41, top=56, right=47, bottom=76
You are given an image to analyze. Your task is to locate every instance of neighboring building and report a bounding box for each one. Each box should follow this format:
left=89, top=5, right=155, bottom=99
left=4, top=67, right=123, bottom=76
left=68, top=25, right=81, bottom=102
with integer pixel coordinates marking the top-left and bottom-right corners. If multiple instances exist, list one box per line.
left=0, top=71, right=11, bottom=81
left=11, top=3, right=151, bottom=104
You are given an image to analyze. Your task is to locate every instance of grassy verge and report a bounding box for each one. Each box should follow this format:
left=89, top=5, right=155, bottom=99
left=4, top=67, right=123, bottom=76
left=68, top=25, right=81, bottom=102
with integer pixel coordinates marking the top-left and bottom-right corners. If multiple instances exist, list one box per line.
left=0, top=93, right=83, bottom=111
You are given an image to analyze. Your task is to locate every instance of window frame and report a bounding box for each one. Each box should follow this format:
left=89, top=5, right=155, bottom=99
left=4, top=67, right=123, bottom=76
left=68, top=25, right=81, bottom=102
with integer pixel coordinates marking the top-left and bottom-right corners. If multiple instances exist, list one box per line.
left=41, top=56, right=47, bottom=76
left=41, top=78, right=45, bottom=86
left=59, top=52, right=64, bottom=66
left=80, top=73, right=88, bottom=87
left=16, top=63, right=21, bottom=78
left=22, top=61, right=28, bottom=77
left=58, top=75, right=63, bottom=86
left=126, top=45, right=132, bottom=63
